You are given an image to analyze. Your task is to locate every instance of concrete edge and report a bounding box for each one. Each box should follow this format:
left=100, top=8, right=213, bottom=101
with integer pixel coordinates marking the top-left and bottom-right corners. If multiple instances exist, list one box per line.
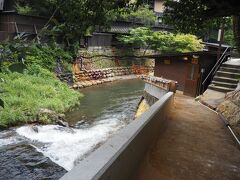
left=61, top=92, right=173, bottom=180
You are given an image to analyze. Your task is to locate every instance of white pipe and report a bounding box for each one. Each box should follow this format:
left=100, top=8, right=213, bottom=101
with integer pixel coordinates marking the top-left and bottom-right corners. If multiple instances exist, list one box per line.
left=198, top=101, right=240, bottom=146
left=228, top=126, right=240, bottom=145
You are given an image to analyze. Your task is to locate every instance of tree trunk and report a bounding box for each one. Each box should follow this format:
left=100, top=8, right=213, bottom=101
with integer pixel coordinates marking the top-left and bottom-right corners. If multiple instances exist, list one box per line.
left=233, top=15, right=240, bottom=54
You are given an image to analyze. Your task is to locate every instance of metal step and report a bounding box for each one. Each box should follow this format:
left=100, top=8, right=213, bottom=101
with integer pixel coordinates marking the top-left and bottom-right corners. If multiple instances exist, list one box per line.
left=216, top=71, right=240, bottom=79
left=212, top=81, right=237, bottom=89
left=208, top=84, right=235, bottom=93
left=220, top=67, right=240, bottom=74
left=213, top=76, right=239, bottom=84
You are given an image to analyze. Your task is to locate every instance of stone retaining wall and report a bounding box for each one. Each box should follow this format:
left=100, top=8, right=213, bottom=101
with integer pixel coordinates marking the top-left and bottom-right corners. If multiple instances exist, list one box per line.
left=73, top=66, right=154, bottom=89
left=57, top=73, right=73, bottom=85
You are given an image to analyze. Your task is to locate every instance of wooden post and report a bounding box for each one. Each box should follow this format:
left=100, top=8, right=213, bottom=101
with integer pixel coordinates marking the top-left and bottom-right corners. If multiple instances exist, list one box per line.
left=14, top=22, right=19, bottom=34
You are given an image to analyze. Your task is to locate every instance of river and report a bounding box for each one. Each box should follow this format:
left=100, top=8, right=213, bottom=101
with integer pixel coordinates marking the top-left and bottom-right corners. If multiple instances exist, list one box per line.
left=0, top=79, right=144, bottom=179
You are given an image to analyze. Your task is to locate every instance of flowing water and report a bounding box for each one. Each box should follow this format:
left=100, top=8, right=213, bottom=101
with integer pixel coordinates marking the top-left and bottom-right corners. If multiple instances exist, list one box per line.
left=0, top=79, right=144, bottom=179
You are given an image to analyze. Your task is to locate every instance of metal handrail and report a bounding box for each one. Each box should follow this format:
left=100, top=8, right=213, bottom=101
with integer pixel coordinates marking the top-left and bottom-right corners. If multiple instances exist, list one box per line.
left=212, top=53, right=229, bottom=75
left=202, top=47, right=230, bottom=85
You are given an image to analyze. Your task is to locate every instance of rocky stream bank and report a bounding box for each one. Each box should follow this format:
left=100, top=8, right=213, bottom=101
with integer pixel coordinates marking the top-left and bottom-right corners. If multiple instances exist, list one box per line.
left=217, top=83, right=240, bottom=136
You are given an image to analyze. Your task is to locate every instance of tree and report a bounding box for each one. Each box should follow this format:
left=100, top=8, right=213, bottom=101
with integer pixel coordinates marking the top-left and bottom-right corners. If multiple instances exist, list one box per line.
left=164, top=0, right=207, bottom=34
left=118, top=4, right=157, bottom=25
left=15, top=0, right=127, bottom=56
left=164, top=0, right=240, bottom=52
left=118, top=27, right=204, bottom=54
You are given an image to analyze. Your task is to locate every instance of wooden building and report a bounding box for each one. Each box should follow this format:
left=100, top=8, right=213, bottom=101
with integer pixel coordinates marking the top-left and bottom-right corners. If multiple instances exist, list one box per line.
left=0, top=12, right=47, bottom=41
left=153, top=51, right=221, bottom=97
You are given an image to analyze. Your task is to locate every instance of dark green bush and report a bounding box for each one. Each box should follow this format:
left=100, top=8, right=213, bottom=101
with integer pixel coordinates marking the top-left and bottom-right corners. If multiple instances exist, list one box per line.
left=0, top=40, right=72, bottom=73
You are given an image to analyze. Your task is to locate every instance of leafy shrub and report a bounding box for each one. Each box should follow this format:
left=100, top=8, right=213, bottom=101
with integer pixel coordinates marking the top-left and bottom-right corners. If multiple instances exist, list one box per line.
left=118, top=27, right=204, bottom=53
left=15, top=3, right=33, bottom=15
left=118, top=5, right=157, bottom=24
left=0, top=40, right=72, bottom=73
left=0, top=40, right=81, bottom=128
left=0, top=68, right=82, bottom=128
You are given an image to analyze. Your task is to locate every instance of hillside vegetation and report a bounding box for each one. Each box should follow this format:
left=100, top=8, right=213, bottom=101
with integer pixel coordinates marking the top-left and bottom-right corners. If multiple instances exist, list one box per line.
left=0, top=42, right=82, bottom=128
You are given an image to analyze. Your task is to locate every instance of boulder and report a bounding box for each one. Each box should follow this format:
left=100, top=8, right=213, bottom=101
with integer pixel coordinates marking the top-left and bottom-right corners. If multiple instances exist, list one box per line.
left=38, top=108, right=68, bottom=126
left=32, top=125, right=39, bottom=133
left=217, top=90, right=240, bottom=134
left=56, top=119, right=69, bottom=127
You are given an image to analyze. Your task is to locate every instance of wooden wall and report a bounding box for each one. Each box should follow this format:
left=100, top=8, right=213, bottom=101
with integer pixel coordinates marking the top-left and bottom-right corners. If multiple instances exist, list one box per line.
left=154, top=53, right=218, bottom=96
left=154, top=56, right=189, bottom=91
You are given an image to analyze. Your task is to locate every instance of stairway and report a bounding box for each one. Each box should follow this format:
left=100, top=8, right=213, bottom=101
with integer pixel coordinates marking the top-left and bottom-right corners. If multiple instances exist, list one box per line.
left=208, top=59, right=240, bottom=93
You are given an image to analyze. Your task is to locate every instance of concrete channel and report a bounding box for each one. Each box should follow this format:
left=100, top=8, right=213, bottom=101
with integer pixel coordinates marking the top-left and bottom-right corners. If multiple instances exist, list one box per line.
left=61, top=79, right=174, bottom=180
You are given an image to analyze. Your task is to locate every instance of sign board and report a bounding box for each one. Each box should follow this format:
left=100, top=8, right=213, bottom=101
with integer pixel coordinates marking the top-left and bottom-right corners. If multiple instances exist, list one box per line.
left=164, top=59, right=171, bottom=65
left=0, top=0, right=4, bottom=11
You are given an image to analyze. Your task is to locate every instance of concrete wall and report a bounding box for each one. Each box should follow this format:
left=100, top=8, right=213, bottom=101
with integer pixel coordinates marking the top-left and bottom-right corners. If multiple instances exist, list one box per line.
left=144, top=82, right=168, bottom=99
left=61, top=91, right=174, bottom=180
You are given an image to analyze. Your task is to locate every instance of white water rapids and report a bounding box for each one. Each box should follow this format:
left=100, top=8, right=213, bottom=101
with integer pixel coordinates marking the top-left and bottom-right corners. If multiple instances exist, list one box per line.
left=16, top=117, right=124, bottom=171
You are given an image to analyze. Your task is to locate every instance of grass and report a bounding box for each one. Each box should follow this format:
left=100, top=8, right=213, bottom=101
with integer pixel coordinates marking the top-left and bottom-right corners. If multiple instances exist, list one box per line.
left=0, top=69, right=82, bottom=128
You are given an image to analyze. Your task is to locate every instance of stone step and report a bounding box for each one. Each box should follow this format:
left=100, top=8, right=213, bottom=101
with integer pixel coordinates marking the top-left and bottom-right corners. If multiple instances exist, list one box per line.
left=212, top=81, right=237, bottom=89
left=213, top=76, right=239, bottom=84
left=216, top=71, right=240, bottom=79
left=220, top=67, right=240, bottom=74
left=208, top=84, right=235, bottom=93
left=222, top=63, right=240, bottom=69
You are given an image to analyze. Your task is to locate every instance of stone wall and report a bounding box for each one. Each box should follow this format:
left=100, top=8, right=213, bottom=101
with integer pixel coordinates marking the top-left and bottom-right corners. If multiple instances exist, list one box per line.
left=57, top=73, right=73, bottom=85
left=78, top=47, right=156, bottom=70
left=72, top=66, right=154, bottom=89
left=141, top=75, right=178, bottom=93
left=217, top=87, right=240, bottom=135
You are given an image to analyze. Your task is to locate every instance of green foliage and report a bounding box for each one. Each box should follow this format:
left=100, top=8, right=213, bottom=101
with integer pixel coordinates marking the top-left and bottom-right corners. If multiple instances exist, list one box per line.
left=15, top=0, right=55, bottom=16
left=163, top=0, right=239, bottom=51
left=163, top=1, right=233, bottom=39
left=25, top=45, right=72, bottom=71
left=15, top=3, right=33, bottom=15
left=118, top=27, right=204, bottom=53
left=118, top=5, right=157, bottom=24
left=233, top=15, right=240, bottom=53
left=0, top=39, right=82, bottom=128
left=118, top=27, right=152, bottom=47
left=14, top=0, right=125, bottom=56
left=0, top=40, right=72, bottom=72
left=0, top=67, right=82, bottom=128
left=39, top=0, right=120, bottom=45
left=164, top=0, right=207, bottom=34
left=173, top=34, right=205, bottom=53
left=225, top=29, right=235, bottom=47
